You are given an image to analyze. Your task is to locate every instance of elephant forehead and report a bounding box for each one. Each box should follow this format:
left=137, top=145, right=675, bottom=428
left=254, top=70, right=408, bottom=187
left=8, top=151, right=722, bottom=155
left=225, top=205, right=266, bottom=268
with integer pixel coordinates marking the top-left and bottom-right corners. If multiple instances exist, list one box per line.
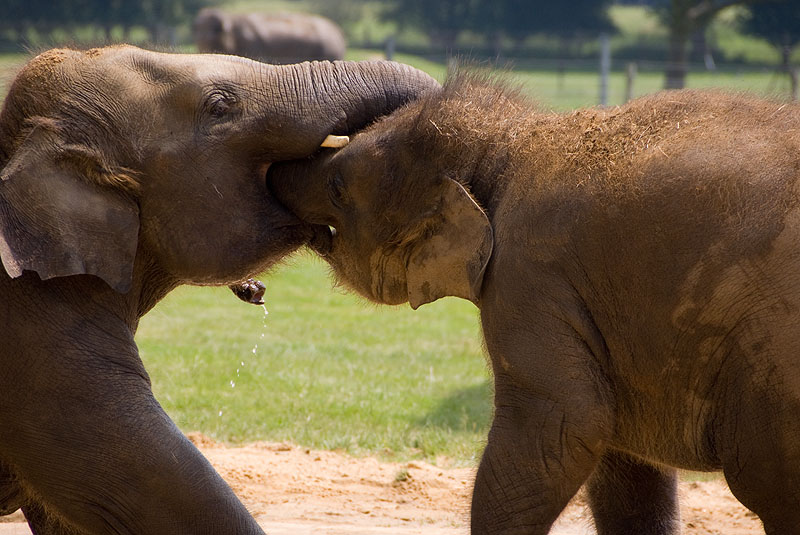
left=14, top=49, right=81, bottom=94
left=119, top=47, right=265, bottom=84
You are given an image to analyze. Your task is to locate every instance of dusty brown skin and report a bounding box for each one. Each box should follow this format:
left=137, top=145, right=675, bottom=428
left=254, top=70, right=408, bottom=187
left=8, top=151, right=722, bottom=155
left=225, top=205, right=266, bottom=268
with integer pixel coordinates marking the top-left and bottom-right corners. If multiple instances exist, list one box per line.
left=0, top=45, right=437, bottom=534
left=269, top=78, right=800, bottom=534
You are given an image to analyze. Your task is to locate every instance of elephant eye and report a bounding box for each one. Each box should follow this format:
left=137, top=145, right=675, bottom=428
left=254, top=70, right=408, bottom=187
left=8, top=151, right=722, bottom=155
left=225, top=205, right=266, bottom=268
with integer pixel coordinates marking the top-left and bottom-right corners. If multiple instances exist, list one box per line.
left=328, top=172, right=347, bottom=207
left=205, top=89, right=238, bottom=120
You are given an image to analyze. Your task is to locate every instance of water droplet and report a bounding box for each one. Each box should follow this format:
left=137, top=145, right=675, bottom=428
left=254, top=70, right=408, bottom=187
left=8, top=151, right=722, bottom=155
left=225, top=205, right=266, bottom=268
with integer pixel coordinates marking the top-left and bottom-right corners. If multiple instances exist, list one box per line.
left=230, top=380, right=235, bottom=388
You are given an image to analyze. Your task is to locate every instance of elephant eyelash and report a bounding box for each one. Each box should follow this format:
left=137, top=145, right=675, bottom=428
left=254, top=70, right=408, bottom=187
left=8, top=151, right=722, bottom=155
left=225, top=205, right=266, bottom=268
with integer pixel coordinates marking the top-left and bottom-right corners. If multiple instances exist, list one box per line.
left=328, top=172, right=347, bottom=207
left=205, top=89, right=239, bottom=119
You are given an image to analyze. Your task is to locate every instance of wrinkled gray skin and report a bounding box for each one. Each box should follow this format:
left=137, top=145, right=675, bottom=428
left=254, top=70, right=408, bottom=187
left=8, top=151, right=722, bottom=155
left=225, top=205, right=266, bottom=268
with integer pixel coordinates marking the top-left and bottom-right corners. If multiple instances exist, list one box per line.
left=0, top=45, right=437, bottom=534
left=194, top=8, right=346, bottom=64
left=268, top=80, right=800, bottom=534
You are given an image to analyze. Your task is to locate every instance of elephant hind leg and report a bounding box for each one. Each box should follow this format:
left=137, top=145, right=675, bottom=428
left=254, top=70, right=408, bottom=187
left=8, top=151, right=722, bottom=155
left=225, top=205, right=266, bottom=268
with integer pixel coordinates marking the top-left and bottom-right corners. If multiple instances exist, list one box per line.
left=586, top=450, right=679, bottom=535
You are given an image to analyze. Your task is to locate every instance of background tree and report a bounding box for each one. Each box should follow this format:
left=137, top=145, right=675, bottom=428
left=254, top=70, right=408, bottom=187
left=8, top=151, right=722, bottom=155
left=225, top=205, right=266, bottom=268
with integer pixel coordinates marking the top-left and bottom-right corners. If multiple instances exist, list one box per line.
left=651, top=0, right=752, bottom=89
left=741, top=1, right=800, bottom=78
left=383, top=0, right=478, bottom=51
left=386, top=0, right=613, bottom=55
left=1, top=0, right=209, bottom=47
left=472, top=0, right=614, bottom=55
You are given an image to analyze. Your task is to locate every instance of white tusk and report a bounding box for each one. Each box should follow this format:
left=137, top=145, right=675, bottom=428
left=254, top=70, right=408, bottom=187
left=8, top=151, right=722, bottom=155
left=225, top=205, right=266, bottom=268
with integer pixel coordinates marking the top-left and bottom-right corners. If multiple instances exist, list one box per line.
left=320, top=134, right=350, bottom=148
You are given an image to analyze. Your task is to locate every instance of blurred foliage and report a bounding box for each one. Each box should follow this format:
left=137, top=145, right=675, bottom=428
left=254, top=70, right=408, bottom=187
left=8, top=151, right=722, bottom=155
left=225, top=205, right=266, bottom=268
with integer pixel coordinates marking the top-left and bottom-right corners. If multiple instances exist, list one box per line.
left=740, top=0, right=800, bottom=68
left=3, top=0, right=210, bottom=28
left=647, top=0, right=756, bottom=88
left=0, top=0, right=798, bottom=71
left=382, top=0, right=614, bottom=50
left=1, top=0, right=211, bottom=48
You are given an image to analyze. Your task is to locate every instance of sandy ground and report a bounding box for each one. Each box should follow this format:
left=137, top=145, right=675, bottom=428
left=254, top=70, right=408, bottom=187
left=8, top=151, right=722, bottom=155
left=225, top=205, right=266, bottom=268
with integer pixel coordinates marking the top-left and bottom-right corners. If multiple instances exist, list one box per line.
left=0, top=433, right=763, bottom=534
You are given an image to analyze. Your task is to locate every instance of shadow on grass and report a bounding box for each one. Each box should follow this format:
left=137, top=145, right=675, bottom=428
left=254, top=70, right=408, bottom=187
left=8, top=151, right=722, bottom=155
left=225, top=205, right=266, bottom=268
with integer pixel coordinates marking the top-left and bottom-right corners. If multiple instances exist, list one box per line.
left=417, top=381, right=493, bottom=433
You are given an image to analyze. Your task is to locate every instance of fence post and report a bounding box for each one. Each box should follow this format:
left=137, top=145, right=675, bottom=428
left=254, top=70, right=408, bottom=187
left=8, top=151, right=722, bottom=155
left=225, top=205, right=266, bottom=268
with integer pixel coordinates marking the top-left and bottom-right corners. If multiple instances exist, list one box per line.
left=625, top=62, right=638, bottom=103
left=385, top=36, right=395, bottom=61
left=599, top=33, right=610, bottom=106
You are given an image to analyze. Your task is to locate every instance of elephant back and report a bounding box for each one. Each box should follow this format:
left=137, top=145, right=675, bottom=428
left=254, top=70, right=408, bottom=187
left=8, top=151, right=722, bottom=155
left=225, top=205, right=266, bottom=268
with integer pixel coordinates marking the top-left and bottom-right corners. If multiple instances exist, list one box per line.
left=194, top=9, right=346, bottom=64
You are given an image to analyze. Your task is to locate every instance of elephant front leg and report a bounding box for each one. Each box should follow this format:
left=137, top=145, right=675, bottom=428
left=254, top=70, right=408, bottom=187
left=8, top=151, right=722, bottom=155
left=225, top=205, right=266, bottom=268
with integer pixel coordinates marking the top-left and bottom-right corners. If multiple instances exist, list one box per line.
left=22, top=501, right=84, bottom=535
left=4, top=343, right=265, bottom=534
left=586, top=450, right=679, bottom=534
left=471, top=375, right=612, bottom=534
left=0, top=461, right=24, bottom=517
left=0, top=461, right=78, bottom=534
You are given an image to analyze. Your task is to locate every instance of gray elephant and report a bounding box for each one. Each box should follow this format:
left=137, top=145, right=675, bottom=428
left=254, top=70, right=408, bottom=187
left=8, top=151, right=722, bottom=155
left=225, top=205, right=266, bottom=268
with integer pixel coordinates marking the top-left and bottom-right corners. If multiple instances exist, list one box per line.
left=0, top=45, right=436, bottom=534
left=193, top=8, right=346, bottom=64
left=267, top=76, right=800, bottom=534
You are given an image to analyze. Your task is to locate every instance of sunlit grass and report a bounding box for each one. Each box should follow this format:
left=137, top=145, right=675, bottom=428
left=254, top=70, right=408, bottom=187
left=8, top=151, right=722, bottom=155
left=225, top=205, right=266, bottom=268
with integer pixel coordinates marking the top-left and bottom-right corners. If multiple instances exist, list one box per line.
left=137, top=251, right=491, bottom=463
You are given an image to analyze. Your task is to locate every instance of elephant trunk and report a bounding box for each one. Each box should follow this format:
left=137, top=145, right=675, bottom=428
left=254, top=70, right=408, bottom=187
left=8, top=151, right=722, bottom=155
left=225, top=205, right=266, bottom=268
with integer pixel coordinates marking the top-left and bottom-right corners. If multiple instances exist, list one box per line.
left=258, top=60, right=439, bottom=160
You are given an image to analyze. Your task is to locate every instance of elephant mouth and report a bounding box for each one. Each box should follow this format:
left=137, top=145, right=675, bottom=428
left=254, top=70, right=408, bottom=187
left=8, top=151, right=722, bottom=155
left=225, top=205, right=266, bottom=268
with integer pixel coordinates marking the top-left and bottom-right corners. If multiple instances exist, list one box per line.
left=262, top=162, right=330, bottom=247
left=261, top=163, right=311, bottom=231
left=309, top=224, right=335, bottom=256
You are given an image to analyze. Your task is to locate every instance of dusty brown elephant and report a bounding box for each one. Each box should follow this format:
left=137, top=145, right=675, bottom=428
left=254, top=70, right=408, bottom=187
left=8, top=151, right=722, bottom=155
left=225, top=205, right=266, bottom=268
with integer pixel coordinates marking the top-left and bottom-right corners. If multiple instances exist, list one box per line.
left=0, top=45, right=437, bottom=534
left=193, top=8, right=346, bottom=64
left=267, top=76, right=800, bottom=534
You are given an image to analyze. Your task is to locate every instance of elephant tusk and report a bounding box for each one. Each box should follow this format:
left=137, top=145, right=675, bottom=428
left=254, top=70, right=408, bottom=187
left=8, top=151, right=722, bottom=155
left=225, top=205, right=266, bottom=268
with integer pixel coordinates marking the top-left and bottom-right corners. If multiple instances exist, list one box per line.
left=320, top=134, right=350, bottom=148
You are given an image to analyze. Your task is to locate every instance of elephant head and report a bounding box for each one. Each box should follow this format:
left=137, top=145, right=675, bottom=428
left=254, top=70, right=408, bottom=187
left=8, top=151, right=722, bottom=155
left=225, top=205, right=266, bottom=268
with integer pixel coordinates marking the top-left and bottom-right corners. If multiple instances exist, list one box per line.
left=193, top=8, right=236, bottom=53
left=267, top=90, right=494, bottom=310
left=0, top=45, right=439, bottom=305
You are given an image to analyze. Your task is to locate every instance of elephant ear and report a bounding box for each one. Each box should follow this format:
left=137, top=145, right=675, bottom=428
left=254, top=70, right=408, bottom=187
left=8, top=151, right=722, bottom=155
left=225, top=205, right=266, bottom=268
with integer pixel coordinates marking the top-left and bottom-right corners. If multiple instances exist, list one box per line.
left=405, top=178, right=493, bottom=309
left=0, top=128, right=139, bottom=293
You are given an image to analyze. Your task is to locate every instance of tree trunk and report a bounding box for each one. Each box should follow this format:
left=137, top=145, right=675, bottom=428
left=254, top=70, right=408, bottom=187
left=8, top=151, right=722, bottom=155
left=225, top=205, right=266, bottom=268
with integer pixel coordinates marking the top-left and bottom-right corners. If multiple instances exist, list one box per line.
left=784, top=41, right=798, bottom=101
left=665, top=28, right=690, bottom=89
left=430, top=29, right=458, bottom=54
left=782, top=40, right=791, bottom=73
left=491, top=31, right=503, bottom=59
left=663, top=0, right=745, bottom=90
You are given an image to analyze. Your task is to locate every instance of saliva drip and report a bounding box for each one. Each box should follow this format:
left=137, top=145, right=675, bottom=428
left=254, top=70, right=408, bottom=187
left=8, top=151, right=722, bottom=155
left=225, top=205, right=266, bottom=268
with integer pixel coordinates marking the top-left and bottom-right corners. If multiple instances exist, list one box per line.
left=219, top=301, right=270, bottom=417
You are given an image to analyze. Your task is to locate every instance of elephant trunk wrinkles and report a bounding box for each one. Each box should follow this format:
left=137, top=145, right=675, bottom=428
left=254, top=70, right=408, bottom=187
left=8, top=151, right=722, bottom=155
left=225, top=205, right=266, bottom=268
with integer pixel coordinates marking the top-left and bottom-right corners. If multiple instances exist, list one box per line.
left=259, top=60, right=439, bottom=160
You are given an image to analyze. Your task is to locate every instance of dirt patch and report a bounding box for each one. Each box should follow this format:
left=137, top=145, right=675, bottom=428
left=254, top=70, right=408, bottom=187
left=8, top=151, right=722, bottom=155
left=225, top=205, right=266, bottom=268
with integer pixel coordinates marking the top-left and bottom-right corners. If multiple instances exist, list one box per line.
left=0, top=434, right=763, bottom=534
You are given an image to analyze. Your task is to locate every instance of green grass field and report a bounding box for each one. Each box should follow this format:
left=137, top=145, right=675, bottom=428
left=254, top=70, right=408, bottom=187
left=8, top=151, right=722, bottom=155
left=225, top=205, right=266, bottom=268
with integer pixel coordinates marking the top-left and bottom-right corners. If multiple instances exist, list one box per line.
left=137, top=252, right=490, bottom=463
left=0, top=37, right=797, bottom=464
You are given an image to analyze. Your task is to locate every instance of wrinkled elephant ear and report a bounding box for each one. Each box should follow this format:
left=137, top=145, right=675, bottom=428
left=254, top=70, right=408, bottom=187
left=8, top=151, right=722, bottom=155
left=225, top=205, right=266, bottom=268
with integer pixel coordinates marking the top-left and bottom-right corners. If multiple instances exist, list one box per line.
left=405, top=178, right=493, bottom=309
left=0, top=127, right=139, bottom=293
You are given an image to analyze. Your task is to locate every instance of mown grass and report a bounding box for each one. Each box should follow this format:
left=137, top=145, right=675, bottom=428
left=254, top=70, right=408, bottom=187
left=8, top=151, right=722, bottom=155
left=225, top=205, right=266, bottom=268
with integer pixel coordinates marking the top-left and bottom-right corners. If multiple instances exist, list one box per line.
left=137, top=252, right=491, bottom=463
left=512, top=65, right=793, bottom=111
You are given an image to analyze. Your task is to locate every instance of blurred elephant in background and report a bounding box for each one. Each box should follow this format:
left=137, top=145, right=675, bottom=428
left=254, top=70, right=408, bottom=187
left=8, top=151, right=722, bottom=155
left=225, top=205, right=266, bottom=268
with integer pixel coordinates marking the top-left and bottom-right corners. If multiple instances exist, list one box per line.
left=193, top=8, right=346, bottom=64
left=0, top=45, right=436, bottom=534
